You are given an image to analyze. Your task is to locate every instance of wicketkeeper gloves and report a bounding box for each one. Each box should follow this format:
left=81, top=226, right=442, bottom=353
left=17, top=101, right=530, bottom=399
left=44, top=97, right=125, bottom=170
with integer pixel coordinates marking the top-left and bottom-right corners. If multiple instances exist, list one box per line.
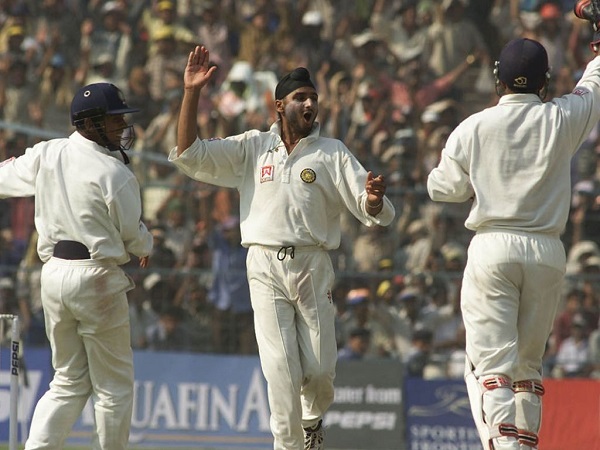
left=575, top=0, right=600, bottom=29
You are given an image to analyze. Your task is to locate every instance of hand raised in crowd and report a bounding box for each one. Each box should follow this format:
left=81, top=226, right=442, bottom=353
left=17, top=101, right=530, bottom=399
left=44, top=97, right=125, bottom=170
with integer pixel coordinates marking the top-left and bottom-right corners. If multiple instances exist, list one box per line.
left=184, top=45, right=218, bottom=91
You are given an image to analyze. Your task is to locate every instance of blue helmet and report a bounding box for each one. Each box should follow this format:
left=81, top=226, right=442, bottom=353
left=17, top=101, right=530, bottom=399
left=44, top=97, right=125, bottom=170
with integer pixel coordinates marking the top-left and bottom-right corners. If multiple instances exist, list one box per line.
left=70, top=82, right=139, bottom=126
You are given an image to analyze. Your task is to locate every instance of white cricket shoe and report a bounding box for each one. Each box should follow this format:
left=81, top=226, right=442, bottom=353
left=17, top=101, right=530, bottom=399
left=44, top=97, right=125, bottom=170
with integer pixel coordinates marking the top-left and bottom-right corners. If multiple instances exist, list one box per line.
left=303, top=419, right=324, bottom=450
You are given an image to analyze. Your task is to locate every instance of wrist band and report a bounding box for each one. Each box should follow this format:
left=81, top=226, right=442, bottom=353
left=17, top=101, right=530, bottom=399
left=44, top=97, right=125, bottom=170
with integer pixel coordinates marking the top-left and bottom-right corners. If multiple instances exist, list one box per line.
left=367, top=199, right=383, bottom=209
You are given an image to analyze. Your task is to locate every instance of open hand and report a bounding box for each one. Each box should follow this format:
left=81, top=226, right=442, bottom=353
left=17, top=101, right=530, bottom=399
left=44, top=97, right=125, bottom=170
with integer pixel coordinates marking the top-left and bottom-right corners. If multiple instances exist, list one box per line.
left=184, top=46, right=218, bottom=91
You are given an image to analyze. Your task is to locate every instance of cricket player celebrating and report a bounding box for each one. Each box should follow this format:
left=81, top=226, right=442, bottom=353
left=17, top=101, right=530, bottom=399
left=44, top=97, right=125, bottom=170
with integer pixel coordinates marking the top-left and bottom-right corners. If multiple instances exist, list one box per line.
left=0, top=82, right=153, bottom=449
left=170, top=46, right=395, bottom=450
left=427, top=4, right=600, bottom=448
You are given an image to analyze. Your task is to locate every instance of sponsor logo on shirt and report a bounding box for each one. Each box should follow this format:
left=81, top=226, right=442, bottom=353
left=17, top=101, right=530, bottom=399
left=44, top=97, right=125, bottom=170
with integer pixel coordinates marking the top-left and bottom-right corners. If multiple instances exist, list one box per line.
left=260, top=165, right=274, bottom=183
left=572, top=88, right=588, bottom=97
left=300, top=168, right=316, bottom=183
left=0, top=157, right=15, bottom=167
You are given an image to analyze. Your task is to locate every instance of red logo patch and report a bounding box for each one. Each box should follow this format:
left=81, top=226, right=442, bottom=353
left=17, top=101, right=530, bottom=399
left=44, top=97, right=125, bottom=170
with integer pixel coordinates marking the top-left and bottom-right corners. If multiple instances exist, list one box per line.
left=260, top=165, right=274, bottom=183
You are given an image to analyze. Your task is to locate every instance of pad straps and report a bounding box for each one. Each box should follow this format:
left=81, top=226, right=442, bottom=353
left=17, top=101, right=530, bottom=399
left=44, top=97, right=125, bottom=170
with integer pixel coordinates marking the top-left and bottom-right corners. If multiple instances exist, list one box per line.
left=512, top=379, right=545, bottom=396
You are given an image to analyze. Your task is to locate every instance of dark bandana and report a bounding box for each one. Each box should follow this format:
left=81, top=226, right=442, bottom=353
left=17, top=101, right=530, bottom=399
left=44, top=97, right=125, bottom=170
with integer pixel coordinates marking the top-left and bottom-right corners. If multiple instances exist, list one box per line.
left=275, top=67, right=316, bottom=100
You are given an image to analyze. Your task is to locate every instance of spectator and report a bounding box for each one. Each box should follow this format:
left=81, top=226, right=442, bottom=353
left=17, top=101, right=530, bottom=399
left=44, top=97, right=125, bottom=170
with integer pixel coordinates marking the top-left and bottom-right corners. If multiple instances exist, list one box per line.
left=78, top=1, right=131, bottom=87
left=143, top=0, right=195, bottom=57
left=393, top=285, right=432, bottom=357
left=338, top=287, right=398, bottom=358
left=124, top=65, right=160, bottom=135
left=215, top=60, right=276, bottom=136
left=0, top=276, right=18, bottom=344
left=569, top=177, right=600, bottom=245
left=535, top=1, right=571, bottom=74
left=128, top=282, right=159, bottom=350
left=38, top=53, right=76, bottom=134
left=424, top=0, right=489, bottom=100
left=0, top=58, right=41, bottom=129
left=404, top=328, right=434, bottom=377
left=208, top=216, right=255, bottom=354
left=589, top=316, right=600, bottom=377
left=337, top=327, right=372, bottom=360
left=160, top=198, right=196, bottom=265
left=144, top=25, right=187, bottom=102
left=370, top=0, right=428, bottom=63
left=15, top=231, right=47, bottom=347
left=191, top=2, right=234, bottom=86
left=142, top=88, right=181, bottom=154
left=30, top=0, right=81, bottom=69
left=235, top=6, right=282, bottom=70
left=550, top=288, right=585, bottom=356
left=398, top=218, right=432, bottom=274
left=352, top=224, right=395, bottom=274
left=147, top=225, right=177, bottom=271
left=0, top=227, right=27, bottom=276
left=553, top=314, right=593, bottom=377
left=173, top=243, right=213, bottom=352
left=146, top=304, right=191, bottom=352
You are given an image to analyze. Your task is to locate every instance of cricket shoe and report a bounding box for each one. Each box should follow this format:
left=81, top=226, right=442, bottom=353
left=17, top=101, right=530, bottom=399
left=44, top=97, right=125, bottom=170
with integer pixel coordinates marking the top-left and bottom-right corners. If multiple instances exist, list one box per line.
left=303, top=419, right=324, bottom=450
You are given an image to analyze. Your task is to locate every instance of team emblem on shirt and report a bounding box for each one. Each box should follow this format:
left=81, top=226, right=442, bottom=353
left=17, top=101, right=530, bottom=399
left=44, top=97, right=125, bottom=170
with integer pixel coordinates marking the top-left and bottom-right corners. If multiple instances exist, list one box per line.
left=260, top=165, right=274, bottom=183
left=300, top=168, right=316, bottom=183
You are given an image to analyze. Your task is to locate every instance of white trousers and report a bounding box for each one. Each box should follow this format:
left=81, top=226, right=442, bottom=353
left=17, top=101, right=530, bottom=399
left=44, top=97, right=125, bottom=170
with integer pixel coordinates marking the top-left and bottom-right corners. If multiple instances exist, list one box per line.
left=25, top=258, right=135, bottom=450
left=462, top=230, right=565, bottom=380
left=461, top=231, right=565, bottom=449
left=247, top=246, right=337, bottom=450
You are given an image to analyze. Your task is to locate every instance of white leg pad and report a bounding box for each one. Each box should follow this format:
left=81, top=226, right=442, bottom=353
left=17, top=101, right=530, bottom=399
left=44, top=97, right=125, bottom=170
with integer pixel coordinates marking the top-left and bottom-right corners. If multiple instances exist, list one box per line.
left=513, top=380, right=544, bottom=449
left=464, top=357, right=519, bottom=449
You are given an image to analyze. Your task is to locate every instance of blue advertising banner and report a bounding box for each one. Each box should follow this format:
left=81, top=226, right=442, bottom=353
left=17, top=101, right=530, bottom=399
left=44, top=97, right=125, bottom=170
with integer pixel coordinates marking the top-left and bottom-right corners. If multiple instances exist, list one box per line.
left=72, top=351, right=273, bottom=449
left=1, top=350, right=481, bottom=450
left=1, top=348, right=273, bottom=449
left=4, top=350, right=596, bottom=449
left=404, top=378, right=481, bottom=449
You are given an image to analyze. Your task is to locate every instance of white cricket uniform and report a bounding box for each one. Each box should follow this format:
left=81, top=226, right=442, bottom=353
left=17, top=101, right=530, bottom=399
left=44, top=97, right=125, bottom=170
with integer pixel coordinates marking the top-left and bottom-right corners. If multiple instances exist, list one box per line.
left=169, top=122, right=394, bottom=450
left=427, top=55, right=600, bottom=449
left=0, top=132, right=153, bottom=450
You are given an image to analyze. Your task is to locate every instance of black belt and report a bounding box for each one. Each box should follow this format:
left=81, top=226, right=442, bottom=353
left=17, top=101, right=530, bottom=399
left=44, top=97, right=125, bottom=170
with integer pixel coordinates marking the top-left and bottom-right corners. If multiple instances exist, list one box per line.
left=53, top=240, right=91, bottom=260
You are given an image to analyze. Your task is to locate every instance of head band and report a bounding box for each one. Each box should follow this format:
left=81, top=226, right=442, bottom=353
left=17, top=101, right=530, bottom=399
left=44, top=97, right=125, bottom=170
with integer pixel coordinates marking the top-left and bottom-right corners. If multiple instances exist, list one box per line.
left=275, top=67, right=315, bottom=100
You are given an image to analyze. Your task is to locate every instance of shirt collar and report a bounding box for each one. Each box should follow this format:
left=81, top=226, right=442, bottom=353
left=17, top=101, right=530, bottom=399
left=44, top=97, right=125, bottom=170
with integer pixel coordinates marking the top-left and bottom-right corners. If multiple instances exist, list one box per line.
left=269, top=121, right=321, bottom=141
left=498, top=93, right=543, bottom=105
left=70, top=131, right=119, bottom=160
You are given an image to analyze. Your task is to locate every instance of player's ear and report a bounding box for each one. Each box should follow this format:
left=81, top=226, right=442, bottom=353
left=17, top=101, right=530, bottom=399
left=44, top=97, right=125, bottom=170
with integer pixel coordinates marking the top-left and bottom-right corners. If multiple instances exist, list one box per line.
left=275, top=99, right=284, bottom=114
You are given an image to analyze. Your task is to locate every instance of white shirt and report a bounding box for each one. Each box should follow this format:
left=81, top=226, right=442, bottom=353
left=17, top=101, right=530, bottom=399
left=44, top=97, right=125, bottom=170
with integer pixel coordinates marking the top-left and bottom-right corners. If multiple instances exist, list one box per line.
left=169, top=122, right=395, bottom=249
left=555, top=336, right=589, bottom=374
left=427, top=56, right=600, bottom=236
left=0, top=132, right=153, bottom=264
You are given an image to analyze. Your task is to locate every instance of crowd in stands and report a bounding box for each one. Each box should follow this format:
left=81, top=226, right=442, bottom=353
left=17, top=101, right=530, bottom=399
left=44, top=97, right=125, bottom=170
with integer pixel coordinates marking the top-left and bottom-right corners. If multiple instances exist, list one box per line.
left=0, top=0, right=599, bottom=380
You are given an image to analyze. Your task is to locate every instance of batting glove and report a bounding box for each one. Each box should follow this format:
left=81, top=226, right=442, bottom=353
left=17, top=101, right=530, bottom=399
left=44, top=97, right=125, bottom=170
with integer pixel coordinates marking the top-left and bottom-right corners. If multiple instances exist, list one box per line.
left=575, top=0, right=600, bottom=30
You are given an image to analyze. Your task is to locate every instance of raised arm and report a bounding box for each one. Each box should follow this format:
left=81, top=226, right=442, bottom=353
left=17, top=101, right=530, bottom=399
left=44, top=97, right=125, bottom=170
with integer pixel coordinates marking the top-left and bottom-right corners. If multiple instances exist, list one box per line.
left=177, top=46, right=218, bottom=155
